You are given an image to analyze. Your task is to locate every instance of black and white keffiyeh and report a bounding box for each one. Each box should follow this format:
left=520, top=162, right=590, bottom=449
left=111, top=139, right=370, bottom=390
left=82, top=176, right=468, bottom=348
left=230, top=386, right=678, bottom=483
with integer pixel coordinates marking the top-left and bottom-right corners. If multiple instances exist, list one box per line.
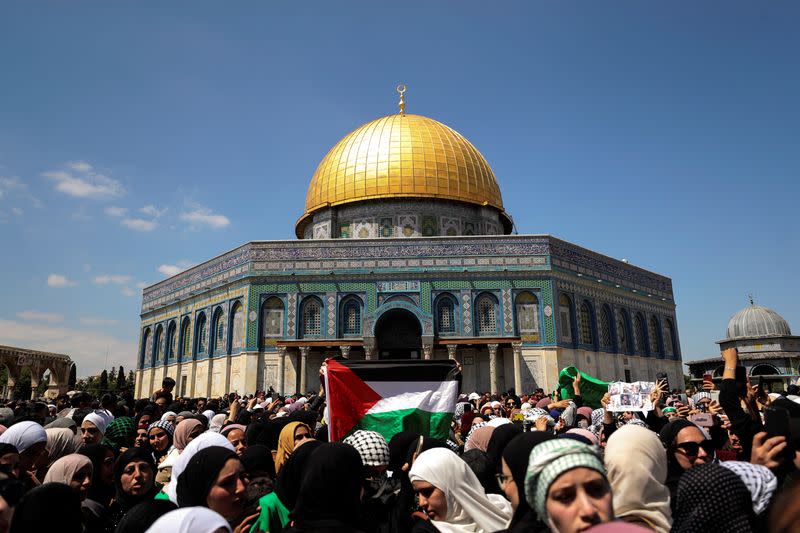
left=720, top=461, right=777, bottom=515
left=343, top=430, right=390, bottom=467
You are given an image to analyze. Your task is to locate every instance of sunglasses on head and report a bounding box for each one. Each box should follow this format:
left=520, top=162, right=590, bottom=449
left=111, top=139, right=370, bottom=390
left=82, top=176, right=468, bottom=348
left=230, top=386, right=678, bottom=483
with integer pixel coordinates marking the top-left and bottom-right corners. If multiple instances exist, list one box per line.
left=675, top=439, right=715, bottom=457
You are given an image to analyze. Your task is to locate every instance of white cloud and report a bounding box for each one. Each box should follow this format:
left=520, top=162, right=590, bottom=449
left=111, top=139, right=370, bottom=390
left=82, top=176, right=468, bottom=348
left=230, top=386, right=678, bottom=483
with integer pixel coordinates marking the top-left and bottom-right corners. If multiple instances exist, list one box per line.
left=135, top=282, right=148, bottom=289
left=121, top=218, right=157, bottom=231
left=157, top=260, right=194, bottom=277
left=10, top=207, right=22, bottom=216
left=121, top=287, right=137, bottom=297
left=104, top=206, right=128, bottom=217
left=0, top=319, right=138, bottom=376
left=179, top=204, right=230, bottom=229
left=79, top=317, right=118, bottom=326
left=139, top=204, right=167, bottom=218
left=67, top=161, right=93, bottom=172
left=0, top=176, right=41, bottom=208
left=93, top=274, right=131, bottom=285
left=47, top=273, right=76, bottom=287
left=17, top=310, right=64, bottom=323
left=42, top=162, right=125, bottom=199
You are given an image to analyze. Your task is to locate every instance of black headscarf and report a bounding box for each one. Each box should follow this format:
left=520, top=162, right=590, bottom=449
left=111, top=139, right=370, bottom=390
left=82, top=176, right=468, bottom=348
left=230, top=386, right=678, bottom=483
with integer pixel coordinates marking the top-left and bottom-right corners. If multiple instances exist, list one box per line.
left=114, top=499, right=178, bottom=533
left=10, top=482, right=83, bottom=533
left=659, top=418, right=699, bottom=508
left=501, top=432, right=554, bottom=532
left=176, top=445, right=239, bottom=508
left=461, top=449, right=501, bottom=495
left=289, top=442, right=364, bottom=531
left=486, top=423, right=522, bottom=472
left=241, top=444, right=276, bottom=479
left=275, top=439, right=324, bottom=510
left=114, top=446, right=158, bottom=512
left=672, top=462, right=754, bottom=533
left=387, top=431, right=419, bottom=473
left=79, top=443, right=115, bottom=505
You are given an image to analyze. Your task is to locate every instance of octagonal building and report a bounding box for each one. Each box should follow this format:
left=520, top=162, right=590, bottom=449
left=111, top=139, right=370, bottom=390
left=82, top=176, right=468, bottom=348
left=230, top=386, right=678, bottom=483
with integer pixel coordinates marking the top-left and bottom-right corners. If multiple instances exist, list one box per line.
left=135, top=101, right=684, bottom=398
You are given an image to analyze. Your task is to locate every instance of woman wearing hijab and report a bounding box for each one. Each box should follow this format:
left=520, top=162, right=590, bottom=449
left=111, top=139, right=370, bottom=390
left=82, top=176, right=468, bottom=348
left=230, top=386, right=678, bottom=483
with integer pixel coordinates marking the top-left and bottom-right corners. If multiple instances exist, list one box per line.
left=209, top=414, right=227, bottom=433
left=161, top=431, right=235, bottom=504
left=464, top=425, right=495, bottom=453
left=221, top=424, right=248, bottom=457
left=657, top=419, right=714, bottom=510
left=0, top=444, right=20, bottom=479
left=107, top=447, right=160, bottom=531
left=494, top=432, right=554, bottom=533
left=409, top=447, right=512, bottom=533
left=145, top=506, right=232, bottom=533
left=525, top=438, right=613, bottom=533
left=101, top=416, right=136, bottom=453
left=284, top=442, right=365, bottom=533
left=78, top=443, right=116, bottom=529
left=43, top=454, right=93, bottom=502
left=156, top=418, right=204, bottom=485
left=81, top=413, right=108, bottom=445
left=252, top=439, right=323, bottom=533
left=10, top=482, right=83, bottom=533
left=147, top=420, right=175, bottom=466
left=44, top=416, right=78, bottom=433
left=671, top=462, right=769, bottom=533
left=604, top=424, right=672, bottom=533
left=45, top=427, right=78, bottom=467
left=176, top=446, right=257, bottom=532
left=0, top=421, right=48, bottom=482
left=485, top=424, right=521, bottom=473
left=274, top=422, right=312, bottom=474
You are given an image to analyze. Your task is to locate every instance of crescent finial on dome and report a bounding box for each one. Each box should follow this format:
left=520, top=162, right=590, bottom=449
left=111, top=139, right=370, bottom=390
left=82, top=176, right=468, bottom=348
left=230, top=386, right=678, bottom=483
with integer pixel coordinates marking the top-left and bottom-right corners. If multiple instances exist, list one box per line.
left=397, top=84, right=407, bottom=115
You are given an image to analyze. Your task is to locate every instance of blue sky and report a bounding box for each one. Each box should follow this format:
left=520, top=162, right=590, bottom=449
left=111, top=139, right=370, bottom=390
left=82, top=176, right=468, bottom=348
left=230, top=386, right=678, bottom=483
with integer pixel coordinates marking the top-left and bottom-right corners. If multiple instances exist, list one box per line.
left=1, top=2, right=798, bottom=377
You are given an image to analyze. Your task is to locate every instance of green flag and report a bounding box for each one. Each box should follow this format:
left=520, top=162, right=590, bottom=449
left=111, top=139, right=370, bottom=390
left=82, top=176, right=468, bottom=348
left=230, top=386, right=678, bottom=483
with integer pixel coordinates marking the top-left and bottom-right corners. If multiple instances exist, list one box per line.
left=558, top=367, right=609, bottom=409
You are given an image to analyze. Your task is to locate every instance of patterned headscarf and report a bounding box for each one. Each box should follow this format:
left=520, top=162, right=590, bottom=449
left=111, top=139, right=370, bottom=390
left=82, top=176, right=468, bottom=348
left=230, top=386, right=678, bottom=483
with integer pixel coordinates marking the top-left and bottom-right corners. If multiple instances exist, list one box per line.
left=147, top=420, right=175, bottom=439
left=525, top=439, right=606, bottom=520
left=102, top=416, right=136, bottom=451
left=719, top=461, right=777, bottom=516
left=343, top=430, right=391, bottom=467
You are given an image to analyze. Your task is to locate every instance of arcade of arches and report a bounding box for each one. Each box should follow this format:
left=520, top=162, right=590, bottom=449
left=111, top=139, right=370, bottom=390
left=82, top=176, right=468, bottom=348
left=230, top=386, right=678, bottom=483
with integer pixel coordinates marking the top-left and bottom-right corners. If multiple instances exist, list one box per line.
left=0, top=345, right=75, bottom=399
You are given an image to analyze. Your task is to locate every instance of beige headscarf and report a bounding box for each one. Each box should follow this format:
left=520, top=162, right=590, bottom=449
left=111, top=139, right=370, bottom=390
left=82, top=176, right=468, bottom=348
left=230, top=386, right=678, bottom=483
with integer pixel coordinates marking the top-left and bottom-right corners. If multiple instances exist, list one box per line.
left=604, top=424, right=673, bottom=533
left=43, top=454, right=92, bottom=485
left=45, top=428, right=79, bottom=467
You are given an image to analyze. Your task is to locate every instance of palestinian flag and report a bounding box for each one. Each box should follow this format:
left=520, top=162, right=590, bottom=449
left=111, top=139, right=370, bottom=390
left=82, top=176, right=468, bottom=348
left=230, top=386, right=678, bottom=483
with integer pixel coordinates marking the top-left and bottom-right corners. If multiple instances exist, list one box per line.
left=325, top=359, right=460, bottom=442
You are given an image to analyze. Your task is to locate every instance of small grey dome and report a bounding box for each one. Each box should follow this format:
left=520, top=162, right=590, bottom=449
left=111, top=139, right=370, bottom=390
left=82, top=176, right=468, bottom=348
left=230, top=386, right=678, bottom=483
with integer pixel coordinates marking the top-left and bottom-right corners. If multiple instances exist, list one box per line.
left=726, top=304, right=792, bottom=340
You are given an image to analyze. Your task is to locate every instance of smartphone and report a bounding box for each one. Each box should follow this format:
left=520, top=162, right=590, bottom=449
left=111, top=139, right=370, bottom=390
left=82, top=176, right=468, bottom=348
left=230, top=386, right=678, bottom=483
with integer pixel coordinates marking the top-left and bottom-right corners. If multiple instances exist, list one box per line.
left=764, top=405, right=795, bottom=461
left=735, top=366, right=748, bottom=398
left=703, top=373, right=712, bottom=385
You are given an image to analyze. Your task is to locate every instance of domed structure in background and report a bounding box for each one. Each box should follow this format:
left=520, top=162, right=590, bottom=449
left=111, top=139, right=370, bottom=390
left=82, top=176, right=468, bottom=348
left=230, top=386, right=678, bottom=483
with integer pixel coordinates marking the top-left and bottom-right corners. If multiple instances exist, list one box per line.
left=688, top=298, right=800, bottom=390
left=296, top=112, right=512, bottom=239
left=135, top=87, right=684, bottom=400
left=726, top=303, right=792, bottom=339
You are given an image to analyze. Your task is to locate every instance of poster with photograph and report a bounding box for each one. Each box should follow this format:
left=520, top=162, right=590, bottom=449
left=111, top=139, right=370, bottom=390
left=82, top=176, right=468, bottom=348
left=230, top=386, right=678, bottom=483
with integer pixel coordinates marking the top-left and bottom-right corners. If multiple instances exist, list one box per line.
left=607, top=381, right=655, bottom=412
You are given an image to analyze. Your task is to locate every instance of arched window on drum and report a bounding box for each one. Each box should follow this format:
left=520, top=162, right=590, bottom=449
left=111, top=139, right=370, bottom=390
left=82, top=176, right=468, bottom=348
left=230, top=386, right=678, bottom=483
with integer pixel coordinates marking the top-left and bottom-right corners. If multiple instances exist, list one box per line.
left=212, top=308, right=227, bottom=355
left=230, top=301, right=244, bottom=353
left=474, top=293, right=499, bottom=336
left=558, top=294, right=574, bottom=343
left=435, top=294, right=458, bottom=336
left=340, top=296, right=362, bottom=336
left=300, top=296, right=323, bottom=338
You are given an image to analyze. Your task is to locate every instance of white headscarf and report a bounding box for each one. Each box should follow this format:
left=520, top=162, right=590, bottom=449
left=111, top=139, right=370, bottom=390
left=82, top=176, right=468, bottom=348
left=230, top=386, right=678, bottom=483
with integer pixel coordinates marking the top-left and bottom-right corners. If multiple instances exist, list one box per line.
left=145, top=507, right=231, bottom=533
left=83, top=412, right=108, bottom=435
left=409, top=448, right=512, bottom=533
left=202, top=410, right=215, bottom=421
left=0, top=421, right=47, bottom=453
left=161, top=411, right=177, bottom=422
left=209, top=414, right=226, bottom=433
left=163, top=431, right=234, bottom=504
left=605, top=424, right=672, bottom=533
left=487, top=417, right=511, bottom=428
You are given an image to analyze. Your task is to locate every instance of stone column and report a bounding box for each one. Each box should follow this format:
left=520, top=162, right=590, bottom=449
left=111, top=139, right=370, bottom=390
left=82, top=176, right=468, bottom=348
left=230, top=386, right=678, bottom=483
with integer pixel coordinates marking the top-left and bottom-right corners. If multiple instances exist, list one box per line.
left=487, top=343, right=499, bottom=394
left=512, top=341, right=523, bottom=395
left=30, top=378, right=39, bottom=400
left=299, top=346, right=310, bottom=394
left=364, top=340, right=376, bottom=360
left=276, top=346, right=286, bottom=394
left=446, top=344, right=458, bottom=362
left=339, top=345, right=351, bottom=359
left=422, top=343, right=433, bottom=360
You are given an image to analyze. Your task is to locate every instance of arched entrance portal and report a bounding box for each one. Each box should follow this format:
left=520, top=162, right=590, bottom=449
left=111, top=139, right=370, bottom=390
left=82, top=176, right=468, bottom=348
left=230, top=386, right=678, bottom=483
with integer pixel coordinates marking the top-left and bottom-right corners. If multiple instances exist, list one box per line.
left=375, top=309, right=422, bottom=359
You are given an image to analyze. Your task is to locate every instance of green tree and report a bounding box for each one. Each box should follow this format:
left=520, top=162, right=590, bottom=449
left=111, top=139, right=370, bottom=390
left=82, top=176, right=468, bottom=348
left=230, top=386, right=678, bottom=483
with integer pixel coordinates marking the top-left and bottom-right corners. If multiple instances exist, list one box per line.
left=99, top=370, right=108, bottom=391
left=117, top=367, right=126, bottom=391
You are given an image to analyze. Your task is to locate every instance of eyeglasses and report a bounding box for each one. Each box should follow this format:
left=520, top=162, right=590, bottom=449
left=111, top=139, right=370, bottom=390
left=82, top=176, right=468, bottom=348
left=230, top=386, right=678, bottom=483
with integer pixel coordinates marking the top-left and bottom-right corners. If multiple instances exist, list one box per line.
left=676, top=439, right=715, bottom=457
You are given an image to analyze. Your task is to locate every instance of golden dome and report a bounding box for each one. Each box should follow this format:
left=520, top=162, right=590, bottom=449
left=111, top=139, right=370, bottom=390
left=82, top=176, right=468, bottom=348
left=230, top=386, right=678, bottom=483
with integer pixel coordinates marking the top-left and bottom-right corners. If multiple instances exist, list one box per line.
left=297, top=113, right=509, bottom=236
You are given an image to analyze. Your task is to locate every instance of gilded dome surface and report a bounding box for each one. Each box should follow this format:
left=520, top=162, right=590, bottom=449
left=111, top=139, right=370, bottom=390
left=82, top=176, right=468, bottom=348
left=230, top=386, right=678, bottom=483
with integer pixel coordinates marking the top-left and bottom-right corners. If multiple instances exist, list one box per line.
left=298, top=113, right=509, bottom=233
left=725, top=303, right=792, bottom=340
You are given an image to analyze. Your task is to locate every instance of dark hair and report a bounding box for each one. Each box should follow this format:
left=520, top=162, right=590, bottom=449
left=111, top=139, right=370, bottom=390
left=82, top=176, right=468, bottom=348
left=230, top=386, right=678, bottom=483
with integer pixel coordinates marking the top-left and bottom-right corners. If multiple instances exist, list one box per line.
left=162, top=377, right=176, bottom=388
left=71, top=407, right=93, bottom=426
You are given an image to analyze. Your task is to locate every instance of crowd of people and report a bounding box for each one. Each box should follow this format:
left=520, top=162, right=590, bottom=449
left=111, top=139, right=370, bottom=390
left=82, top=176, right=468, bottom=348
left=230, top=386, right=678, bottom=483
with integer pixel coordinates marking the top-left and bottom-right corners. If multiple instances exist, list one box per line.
left=0, top=347, right=798, bottom=533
